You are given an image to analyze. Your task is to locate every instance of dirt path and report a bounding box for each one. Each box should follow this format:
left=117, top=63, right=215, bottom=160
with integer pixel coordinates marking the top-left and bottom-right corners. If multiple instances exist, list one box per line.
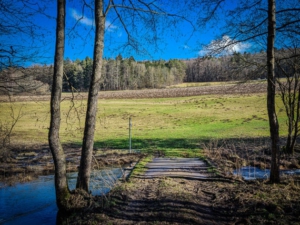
left=96, top=158, right=241, bottom=224
left=105, top=179, right=237, bottom=225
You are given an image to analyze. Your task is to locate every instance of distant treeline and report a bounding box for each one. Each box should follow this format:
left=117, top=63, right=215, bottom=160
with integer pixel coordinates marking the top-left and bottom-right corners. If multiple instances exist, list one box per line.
left=185, top=52, right=266, bottom=82
left=0, top=55, right=186, bottom=94
left=62, top=55, right=186, bottom=92
left=1, top=51, right=294, bottom=94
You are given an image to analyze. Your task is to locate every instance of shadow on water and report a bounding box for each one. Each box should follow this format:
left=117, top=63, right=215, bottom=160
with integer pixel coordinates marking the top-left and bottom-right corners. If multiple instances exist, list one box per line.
left=0, top=175, right=57, bottom=225
left=0, top=168, right=124, bottom=225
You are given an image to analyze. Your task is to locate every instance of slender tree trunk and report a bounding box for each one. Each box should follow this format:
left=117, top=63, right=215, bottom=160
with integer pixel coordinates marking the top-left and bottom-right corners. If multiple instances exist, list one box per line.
left=287, top=75, right=300, bottom=154
left=286, top=98, right=293, bottom=154
left=76, top=0, right=105, bottom=191
left=286, top=82, right=294, bottom=153
left=290, top=83, right=300, bottom=154
left=267, top=0, right=280, bottom=183
left=49, top=0, right=70, bottom=210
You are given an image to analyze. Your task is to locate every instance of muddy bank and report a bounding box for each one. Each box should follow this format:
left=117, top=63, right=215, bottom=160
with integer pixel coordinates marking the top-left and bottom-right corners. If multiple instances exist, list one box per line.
left=0, top=144, right=143, bottom=185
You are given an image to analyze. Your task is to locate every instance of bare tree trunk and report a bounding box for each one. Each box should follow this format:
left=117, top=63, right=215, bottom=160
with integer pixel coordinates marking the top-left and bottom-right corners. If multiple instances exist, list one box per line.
left=291, top=85, right=300, bottom=153
left=48, top=0, right=70, bottom=209
left=267, top=0, right=280, bottom=183
left=286, top=87, right=294, bottom=153
left=76, top=0, right=105, bottom=191
left=286, top=70, right=299, bottom=155
left=289, top=83, right=300, bottom=154
left=277, top=51, right=300, bottom=155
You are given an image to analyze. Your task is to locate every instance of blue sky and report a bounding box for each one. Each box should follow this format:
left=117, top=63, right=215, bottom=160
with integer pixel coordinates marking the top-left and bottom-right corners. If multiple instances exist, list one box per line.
left=3, top=0, right=227, bottom=66
left=63, top=3, right=208, bottom=62
left=2, top=0, right=267, bottom=66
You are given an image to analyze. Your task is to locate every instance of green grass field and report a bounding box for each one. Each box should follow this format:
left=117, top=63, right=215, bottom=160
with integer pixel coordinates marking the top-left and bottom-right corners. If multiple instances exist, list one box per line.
left=0, top=91, right=287, bottom=154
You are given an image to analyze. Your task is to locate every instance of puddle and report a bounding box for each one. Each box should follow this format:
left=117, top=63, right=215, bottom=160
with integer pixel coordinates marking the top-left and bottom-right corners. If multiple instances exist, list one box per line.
left=233, top=166, right=300, bottom=180
left=0, top=168, right=124, bottom=225
left=233, top=167, right=270, bottom=180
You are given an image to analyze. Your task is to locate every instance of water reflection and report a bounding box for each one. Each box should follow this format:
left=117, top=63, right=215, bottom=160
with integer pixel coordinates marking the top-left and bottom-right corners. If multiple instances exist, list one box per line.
left=67, top=168, right=124, bottom=195
left=0, top=168, right=123, bottom=225
left=233, top=166, right=300, bottom=180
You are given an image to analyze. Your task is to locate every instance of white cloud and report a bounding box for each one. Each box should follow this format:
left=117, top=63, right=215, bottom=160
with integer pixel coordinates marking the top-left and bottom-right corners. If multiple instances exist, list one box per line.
left=199, top=35, right=250, bottom=56
left=70, top=8, right=117, bottom=32
left=183, top=45, right=190, bottom=49
left=105, top=21, right=117, bottom=32
left=71, top=9, right=94, bottom=26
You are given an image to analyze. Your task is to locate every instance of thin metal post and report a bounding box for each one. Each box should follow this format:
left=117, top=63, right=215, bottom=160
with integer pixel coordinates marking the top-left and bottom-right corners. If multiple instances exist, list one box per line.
left=129, top=117, right=132, bottom=153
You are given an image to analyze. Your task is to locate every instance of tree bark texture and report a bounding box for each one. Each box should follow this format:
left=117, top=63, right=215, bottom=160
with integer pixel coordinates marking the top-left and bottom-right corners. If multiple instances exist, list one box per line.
left=267, top=0, right=280, bottom=183
left=48, top=0, right=70, bottom=210
left=76, top=0, right=105, bottom=191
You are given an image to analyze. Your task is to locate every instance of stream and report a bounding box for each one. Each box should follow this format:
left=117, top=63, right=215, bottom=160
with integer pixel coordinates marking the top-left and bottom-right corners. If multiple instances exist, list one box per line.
left=0, top=168, right=124, bottom=225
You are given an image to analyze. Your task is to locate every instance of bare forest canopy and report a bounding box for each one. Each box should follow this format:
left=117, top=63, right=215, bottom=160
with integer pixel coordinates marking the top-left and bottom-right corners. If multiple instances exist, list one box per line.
left=0, top=49, right=298, bottom=95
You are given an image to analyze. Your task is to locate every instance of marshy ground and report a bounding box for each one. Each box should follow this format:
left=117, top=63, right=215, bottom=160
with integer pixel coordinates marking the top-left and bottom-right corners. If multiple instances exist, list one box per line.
left=0, top=144, right=143, bottom=185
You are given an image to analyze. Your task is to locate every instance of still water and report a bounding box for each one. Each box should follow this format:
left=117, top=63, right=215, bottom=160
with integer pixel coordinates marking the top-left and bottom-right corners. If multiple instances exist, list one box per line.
left=0, top=168, right=124, bottom=225
left=233, top=166, right=300, bottom=180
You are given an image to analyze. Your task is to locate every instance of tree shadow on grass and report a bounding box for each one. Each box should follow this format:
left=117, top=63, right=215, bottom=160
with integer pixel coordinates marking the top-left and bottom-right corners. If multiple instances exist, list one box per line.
left=105, top=198, right=236, bottom=225
left=92, top=136, right=270, bottom=152
left=94, top=138, right=201, bottom=150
